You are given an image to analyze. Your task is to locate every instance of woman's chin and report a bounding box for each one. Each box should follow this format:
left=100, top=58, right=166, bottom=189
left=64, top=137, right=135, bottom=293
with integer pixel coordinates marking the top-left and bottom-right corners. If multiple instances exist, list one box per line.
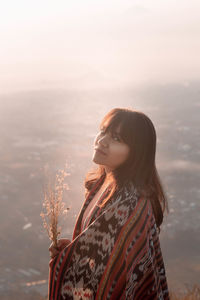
left=92, top=156, right=100, bottom=164
left=92, top=155, right=104, bottom=165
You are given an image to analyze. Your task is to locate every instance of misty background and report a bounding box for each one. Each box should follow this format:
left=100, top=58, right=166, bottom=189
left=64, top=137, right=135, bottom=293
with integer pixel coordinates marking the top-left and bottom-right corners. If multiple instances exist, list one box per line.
left=0, top=0, right=200, bottom=299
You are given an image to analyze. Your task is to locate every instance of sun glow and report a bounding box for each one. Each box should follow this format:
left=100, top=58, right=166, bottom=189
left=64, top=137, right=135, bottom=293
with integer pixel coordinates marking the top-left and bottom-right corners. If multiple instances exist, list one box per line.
left=1, top=0, right=200, bottom=93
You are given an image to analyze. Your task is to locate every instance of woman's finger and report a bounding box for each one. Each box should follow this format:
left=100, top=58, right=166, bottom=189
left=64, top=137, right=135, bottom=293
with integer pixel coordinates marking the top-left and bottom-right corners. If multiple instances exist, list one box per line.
left=50, top=252, right=58, bottom=259
left=49, top=247, right=59, bottom=258
left=49, top=244, right=58, bottom=252
left=57, top=239, right=71, bottom=250
left=49, top=238, right=71, bottom=258
left=49, top=243, right=59, bottom=259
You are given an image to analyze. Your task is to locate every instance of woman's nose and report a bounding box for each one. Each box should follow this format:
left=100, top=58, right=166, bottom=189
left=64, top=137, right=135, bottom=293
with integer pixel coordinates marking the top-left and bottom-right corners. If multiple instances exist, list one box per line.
left=98, top=135, right=109, bottom=147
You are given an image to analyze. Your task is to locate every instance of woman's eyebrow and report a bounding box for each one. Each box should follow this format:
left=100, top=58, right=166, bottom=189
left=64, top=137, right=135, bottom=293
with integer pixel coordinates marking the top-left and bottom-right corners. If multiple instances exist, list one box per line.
left=113, top=129, right=121, bottom=135
left=101, top=125, right=121, bottom=136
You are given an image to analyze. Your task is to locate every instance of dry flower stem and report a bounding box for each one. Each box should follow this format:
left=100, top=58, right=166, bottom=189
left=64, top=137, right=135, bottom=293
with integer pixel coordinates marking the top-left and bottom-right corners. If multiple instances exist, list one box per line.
left=40, top=164, right=70, bottom=249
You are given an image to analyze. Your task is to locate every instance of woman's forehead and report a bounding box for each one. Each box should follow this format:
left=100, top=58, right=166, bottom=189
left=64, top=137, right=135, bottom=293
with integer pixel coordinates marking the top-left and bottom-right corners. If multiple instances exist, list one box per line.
left=101, top=121, right=122, bottom=133
left=101, top=120, right=128, bottom=143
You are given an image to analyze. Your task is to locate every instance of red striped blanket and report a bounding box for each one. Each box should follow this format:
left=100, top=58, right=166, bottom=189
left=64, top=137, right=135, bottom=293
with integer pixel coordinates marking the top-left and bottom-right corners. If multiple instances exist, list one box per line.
left=48, top=175, right=169, bottom=299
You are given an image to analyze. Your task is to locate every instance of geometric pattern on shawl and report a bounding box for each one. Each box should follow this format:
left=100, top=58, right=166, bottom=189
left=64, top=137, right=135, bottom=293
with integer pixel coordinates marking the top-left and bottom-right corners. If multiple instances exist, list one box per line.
left=48, top=175, right=169, bottom=300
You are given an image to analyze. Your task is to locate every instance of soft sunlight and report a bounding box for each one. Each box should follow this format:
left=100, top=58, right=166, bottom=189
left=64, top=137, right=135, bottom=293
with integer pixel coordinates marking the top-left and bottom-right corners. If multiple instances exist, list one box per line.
left=0, top=0, right=200, bottom=93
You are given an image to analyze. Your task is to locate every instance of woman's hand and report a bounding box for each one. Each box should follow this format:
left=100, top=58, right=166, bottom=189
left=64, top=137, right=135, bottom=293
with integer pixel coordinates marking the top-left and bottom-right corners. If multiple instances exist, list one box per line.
left=49, top=238, right=71, bottom=259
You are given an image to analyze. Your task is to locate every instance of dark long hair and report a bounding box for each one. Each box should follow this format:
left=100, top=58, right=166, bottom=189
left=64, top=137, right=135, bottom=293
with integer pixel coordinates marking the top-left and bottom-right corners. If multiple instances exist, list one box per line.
left=84, top=107, right=168, bottom=229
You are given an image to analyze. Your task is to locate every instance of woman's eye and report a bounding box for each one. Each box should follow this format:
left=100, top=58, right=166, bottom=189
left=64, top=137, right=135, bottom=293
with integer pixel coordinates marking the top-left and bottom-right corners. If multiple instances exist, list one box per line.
left=99, top=130, right=120, bottom=142
left=112, top=135, right=120, bottom=142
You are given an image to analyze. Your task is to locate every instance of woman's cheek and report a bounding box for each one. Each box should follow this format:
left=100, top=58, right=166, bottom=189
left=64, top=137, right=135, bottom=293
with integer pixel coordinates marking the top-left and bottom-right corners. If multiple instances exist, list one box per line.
left=115, top=145, right=129, bottom=161
left=110, top=145, right=123, bottom=159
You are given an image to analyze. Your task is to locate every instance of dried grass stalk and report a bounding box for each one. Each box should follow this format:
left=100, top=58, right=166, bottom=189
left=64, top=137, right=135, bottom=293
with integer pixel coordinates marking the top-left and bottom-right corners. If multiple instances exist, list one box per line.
left=40, top=163, right=70, bottom=248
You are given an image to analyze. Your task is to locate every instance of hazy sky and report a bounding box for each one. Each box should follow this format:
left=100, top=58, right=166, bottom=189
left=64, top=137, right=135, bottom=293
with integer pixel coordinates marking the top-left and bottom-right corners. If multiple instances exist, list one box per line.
left=0, top=0, right=200, bottom=93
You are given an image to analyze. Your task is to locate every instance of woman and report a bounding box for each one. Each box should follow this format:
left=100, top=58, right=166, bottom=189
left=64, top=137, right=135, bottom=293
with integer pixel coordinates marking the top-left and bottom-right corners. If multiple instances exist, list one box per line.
left=48, top=107, right=169, bottom=300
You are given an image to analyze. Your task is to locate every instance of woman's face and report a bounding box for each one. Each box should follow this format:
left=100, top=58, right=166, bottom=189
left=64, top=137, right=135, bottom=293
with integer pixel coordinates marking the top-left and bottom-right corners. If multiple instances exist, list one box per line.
left=92, top=124, right=130, bottom=173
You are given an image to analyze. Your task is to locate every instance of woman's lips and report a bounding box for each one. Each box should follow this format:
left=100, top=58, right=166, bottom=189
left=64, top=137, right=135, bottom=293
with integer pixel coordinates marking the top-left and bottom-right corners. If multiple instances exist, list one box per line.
left=94, top=148, right=107, bottom=155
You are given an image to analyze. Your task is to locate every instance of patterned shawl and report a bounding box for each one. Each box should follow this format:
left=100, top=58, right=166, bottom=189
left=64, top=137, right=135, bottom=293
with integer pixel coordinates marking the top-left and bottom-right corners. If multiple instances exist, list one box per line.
left=48, top=174, right=169, bottom=300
